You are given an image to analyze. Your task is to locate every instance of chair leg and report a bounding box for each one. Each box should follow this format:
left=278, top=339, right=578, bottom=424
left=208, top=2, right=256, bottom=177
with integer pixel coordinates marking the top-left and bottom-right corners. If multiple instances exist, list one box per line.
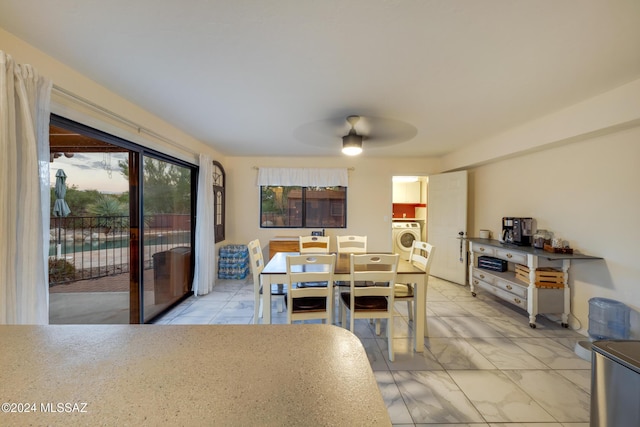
left=407, top=300, right=413, bottom=321
left=375, top=319, right=381, bottom=336
left=255, top=290, right=261, bottom=324
left=388, top=317, right=394, bottom=362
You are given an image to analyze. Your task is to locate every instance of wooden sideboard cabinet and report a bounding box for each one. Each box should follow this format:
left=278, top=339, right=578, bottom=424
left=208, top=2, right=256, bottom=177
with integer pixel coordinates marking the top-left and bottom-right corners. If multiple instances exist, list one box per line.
left=268, top=237, right=299, bottom=259
left=467, top=238, right=601, bottom=328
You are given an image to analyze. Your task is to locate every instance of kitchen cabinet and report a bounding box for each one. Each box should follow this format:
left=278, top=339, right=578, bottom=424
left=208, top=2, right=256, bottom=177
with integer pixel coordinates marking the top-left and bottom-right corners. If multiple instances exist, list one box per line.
left=467, top=238, right=601, bottom=328
left=393, top=181, right=421, bottom=203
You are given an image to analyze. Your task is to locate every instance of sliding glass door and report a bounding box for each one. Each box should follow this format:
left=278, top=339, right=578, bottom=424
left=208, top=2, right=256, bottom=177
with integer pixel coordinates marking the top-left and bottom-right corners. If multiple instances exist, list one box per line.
left=48, top=115, right=196, bottom=324
left=141, top=156, right=193, bottom=322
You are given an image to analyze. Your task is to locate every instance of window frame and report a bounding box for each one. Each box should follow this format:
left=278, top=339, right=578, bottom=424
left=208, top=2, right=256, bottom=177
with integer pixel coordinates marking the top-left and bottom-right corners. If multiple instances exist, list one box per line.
left=259, top=185, right=347, bottom=229
left=212, top=161, right=225, bottom=243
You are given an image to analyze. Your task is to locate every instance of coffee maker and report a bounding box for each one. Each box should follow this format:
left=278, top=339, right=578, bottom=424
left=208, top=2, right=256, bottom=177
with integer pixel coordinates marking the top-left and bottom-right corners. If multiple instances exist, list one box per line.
left=502, top=217, right=534, bottom=246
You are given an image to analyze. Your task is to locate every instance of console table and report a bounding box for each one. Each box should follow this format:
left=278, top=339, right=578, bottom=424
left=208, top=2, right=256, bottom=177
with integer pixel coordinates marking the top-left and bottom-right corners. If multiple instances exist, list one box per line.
left=467, top=238, right=601, bottom=328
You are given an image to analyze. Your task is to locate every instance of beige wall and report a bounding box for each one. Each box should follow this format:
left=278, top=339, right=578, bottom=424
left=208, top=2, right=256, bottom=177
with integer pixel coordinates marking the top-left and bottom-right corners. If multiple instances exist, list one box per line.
left=467, top=125, right=640, bottom=337
left=223, top=156, right=441, bottom=253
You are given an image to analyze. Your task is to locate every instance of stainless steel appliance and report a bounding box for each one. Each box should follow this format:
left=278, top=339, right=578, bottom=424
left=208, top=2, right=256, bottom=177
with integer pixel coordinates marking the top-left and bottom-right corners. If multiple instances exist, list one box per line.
left=591, top=340, right=640, bottom=426
left=501, top=217, right=534, bottom=246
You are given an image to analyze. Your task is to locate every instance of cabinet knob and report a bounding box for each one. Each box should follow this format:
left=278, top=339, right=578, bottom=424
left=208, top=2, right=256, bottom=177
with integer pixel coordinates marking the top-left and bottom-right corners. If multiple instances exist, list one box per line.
left=514, top=298, right=521, bottom=304
left=506, top=253, right=513, bottom=259
left=473, top=279, right=478, bottom=285
left=479, top=274, right=485, bottom=279
left=506, top=284, right=512, bottom=290
left=479, top=247, right=485, bottom=252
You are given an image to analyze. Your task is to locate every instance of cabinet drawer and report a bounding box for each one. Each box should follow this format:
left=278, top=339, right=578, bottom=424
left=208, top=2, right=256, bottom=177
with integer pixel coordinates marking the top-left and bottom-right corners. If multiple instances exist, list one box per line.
left=495, top=277, right=527, bottom=299
left=472, top=243, right=495, bottom=256
left=493, top=286, right=528, bottom=310
left=472, top=268, right=495, bottom=285
left=473, top=277, right=498, bottom=295
left=476, top=280, right=527, bottom=310
left=495, top=248, right=527, bottom=265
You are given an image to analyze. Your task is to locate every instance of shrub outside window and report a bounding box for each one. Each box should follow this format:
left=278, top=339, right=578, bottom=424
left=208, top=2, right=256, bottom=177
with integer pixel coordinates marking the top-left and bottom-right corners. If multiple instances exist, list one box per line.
left=260, top=186, right=346, bottom=228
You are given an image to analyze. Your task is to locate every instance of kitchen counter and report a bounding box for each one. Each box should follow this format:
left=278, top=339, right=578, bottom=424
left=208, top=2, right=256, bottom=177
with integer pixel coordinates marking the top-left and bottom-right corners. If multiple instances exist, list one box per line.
left=0, top=324, right=390, bottom=426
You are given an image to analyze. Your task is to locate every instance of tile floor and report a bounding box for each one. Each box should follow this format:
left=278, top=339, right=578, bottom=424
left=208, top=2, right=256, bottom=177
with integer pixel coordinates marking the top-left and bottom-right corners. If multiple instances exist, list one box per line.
left=154, top=275, right=591, bottom=427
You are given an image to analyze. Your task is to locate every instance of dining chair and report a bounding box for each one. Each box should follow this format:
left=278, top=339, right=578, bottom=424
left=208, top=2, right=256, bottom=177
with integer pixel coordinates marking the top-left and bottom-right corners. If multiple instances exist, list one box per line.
left=339, top=253, right=399, bottom=361
left=248, top=239, right=285, bottom=323
left=394, top=241, right=435, bottom=322
left=334, top=235, right=368, bottom=321
left=285, top=254, right=336, bottom=324
left=299, top=235, right=330, bottom=253
left=336, top=235, right=367, bottom=253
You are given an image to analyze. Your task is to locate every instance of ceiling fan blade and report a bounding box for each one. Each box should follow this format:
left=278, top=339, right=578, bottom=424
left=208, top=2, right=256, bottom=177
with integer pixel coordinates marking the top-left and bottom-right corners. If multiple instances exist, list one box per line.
left=293, top=115, right=417, bottom=148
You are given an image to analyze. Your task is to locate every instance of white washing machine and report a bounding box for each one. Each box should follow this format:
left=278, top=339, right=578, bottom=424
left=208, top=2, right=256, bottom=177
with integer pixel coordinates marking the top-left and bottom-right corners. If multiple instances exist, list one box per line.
left=392, top=222, right=421, bottom=260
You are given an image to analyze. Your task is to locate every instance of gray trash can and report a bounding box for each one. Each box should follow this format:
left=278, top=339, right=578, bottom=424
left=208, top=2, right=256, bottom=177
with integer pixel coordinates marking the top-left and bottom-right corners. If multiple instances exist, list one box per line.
left=591, top=340, right=640, bottom=426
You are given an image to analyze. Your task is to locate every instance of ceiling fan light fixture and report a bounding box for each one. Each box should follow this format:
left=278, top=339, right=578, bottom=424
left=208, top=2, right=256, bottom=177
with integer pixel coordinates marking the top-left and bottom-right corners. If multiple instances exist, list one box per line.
left=341, top=115, right=363, bottom=155
left=342, top=132, right=363, bottom=156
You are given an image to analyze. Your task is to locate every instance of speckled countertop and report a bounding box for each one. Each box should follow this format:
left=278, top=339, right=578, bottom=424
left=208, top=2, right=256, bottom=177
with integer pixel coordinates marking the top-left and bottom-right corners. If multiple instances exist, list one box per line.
left=0, top=324, right=390, bottom=426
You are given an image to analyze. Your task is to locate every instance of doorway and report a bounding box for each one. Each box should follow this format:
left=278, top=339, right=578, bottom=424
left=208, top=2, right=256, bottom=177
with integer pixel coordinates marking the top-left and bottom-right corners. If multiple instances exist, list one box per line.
left=392, top=172, right=468, bottom=285
left=392, top=175, right=428, bottom=239
left=48, top=115, right=196, bottom=324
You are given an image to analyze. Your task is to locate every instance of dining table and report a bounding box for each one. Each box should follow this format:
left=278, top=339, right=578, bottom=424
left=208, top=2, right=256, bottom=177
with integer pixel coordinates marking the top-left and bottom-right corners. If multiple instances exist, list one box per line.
left=261, top=251, right=427, bottom=353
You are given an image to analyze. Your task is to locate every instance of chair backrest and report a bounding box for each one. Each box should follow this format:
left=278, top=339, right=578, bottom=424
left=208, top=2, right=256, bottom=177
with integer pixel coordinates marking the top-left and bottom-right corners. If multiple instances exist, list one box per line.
left=350, top=253, right=398, bottom=298
left=286, top=254, right=336, bottom=289
left=248, top=239, right=265, bottom=284
left=299, top=235, right=330, bottom=253
left=336, top=235, right=367, bottom=253
left=286, top=254, right=336, bottom=321
left=408, top=241, right=435, bottom=274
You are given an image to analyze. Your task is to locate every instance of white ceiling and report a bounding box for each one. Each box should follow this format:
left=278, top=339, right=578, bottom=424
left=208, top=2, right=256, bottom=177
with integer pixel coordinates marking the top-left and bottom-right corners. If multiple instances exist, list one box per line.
left=1, top=0, right=639, bottom=158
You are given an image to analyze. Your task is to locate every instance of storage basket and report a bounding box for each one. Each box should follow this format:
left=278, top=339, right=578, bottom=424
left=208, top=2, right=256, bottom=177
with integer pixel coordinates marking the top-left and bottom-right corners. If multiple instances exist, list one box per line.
left=515, top=264, right=564, bottom=288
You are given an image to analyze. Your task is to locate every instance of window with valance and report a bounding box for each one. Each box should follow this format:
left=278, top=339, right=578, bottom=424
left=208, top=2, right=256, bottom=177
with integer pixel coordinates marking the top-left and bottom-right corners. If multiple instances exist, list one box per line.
left=257, top=168, right=348, bottom=228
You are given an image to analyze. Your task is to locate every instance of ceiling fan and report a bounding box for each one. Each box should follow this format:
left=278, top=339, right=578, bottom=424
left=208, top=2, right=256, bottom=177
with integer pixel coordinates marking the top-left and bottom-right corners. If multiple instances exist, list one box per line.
left=293, top=114, right=418, bottom=155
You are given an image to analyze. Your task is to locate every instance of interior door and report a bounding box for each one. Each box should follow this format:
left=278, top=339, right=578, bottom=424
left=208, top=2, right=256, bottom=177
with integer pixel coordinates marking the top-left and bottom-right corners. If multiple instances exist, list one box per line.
left=427, top=170, right=468, bottom=285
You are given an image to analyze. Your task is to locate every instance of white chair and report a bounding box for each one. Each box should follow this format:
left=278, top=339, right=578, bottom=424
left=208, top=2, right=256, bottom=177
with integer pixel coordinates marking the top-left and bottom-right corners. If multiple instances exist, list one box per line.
left=285, top=254, right=336, bottom=324
left=248, top=239, right=285, bottom=323
left=394, top=241, right=435, bottom=322
left=299, top=235, right=330, bottom=253
left=340, top=253, right=399, bottom=361
left=336, top=235, right=367, bottom=253
left=334, top=235, right=368, bottom=322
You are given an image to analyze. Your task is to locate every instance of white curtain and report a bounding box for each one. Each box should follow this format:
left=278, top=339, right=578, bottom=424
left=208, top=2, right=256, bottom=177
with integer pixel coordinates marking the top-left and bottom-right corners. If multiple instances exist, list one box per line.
left=256, top=167, right=348, bottom=187
left=192, top=154, right=216, bottom=295
left=0, top=51, right=52, bottom=324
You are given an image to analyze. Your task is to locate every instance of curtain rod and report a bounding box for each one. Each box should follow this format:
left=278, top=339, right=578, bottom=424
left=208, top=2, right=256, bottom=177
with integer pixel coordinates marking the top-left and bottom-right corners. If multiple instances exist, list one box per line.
left=253, top=166, right=355, bottom=170
left=52, top=84, right=190, bottom=153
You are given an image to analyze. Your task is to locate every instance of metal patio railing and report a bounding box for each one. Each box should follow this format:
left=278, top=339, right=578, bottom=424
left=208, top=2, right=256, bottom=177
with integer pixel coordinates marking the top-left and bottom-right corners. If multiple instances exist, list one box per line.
left=49, top=215, right=191, bottom=285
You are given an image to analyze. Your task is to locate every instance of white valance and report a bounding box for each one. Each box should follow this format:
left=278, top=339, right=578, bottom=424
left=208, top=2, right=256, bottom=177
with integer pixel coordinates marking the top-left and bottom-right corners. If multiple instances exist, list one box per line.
left=256, top=167, right=349, bottom=187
